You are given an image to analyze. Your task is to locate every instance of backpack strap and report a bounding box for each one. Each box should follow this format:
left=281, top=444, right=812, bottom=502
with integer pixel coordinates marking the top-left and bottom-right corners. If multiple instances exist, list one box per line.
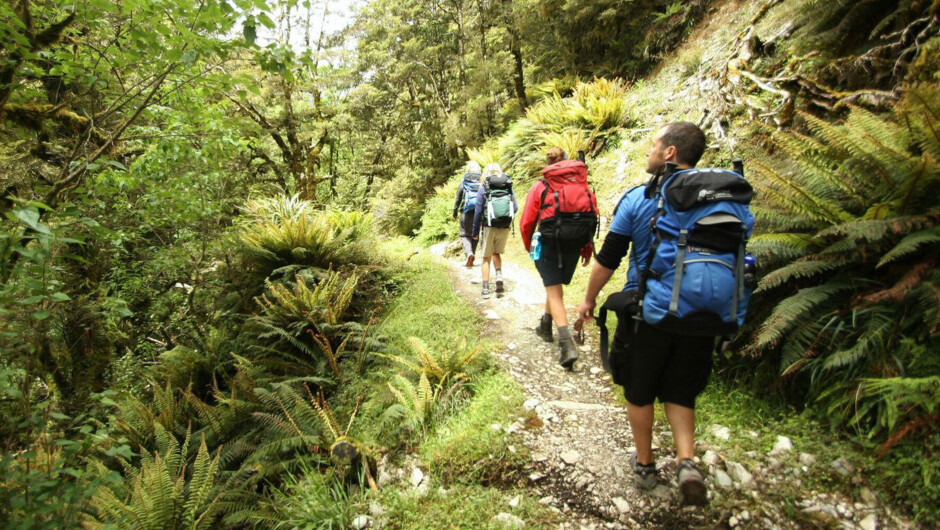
left=668, top=229, right=689, bottom=315
left=553, top=188, right=563, bottom=268
left=634, top=165, right=676, bottom=330
left=731, top=224, right=748, bottom=325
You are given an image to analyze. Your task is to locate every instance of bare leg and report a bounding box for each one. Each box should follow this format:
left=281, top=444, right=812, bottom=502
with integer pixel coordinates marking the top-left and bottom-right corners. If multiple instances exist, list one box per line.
left=492, top=253, right=502, bottom=270
left=627, top=401, right=656, bottom=465
left=545, top=284, right=567, bottom=328
left=481, top=257, right=491, bottom=282
left=664, top=403, right=696, bottom=462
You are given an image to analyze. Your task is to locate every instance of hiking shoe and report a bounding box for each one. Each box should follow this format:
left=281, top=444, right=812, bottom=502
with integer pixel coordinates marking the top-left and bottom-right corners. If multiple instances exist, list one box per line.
left=534, top=319, right=553, bottom=342
left=631, top=452, right=658, bottom=490
left=558, top=339, right=579, bottom=369
left=481, top=285, right=491, bottom=299
left=465, top=255, right=474, bottom=267
left=677, top=458, right=707, bottom=506
left=495, top=279, right=505, bottom=294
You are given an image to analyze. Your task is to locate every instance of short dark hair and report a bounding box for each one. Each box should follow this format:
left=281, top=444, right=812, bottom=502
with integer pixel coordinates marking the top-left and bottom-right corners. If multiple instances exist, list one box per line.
left=661, top=122, right=706, bottom=167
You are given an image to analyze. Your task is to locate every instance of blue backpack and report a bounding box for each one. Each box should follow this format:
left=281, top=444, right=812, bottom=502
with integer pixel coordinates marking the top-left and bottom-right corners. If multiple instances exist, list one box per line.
left=636, top=162, right=755, bottom=337
left=461, top=175, right=482, bottom=212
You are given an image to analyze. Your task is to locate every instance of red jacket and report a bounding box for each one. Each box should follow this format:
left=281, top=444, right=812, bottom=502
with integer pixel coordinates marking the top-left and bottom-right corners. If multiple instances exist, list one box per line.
left=519, top=159, right=598, bottom=258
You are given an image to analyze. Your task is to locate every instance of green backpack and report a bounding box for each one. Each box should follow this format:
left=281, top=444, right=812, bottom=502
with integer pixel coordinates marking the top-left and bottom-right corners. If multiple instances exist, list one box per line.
left=484, top=174, right=515, bottom=228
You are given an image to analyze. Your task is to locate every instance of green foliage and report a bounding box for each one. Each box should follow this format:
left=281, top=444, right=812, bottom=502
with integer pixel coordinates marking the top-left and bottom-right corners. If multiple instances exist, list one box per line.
left=237, top=197, right=375, bottom=273
left=748, top=85, right=940, bottom=441
left=84, top=425, right=258, bottom=529
left=414, top=179, right=460, bottom=245
left=421, top=372, right=527, bottom=485
left=378, top=484, right=556, bottom=530
left=265, top=464, right=368, bottom=530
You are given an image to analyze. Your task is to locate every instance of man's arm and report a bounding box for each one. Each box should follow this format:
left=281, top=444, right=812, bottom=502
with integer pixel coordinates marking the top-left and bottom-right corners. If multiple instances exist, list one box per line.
left=471, top=187, right=485, bottom=238
left=453, top=183, right=464, bottom=218
left=577, top=231, right=631, bottom=321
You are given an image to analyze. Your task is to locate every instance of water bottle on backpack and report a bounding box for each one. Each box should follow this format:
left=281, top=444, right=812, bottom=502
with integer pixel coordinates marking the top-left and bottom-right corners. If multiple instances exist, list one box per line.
left=529, top=231, right=542, bottom=260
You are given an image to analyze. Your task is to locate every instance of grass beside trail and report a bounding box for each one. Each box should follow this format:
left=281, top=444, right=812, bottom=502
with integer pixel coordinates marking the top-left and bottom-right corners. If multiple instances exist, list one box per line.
left=366, top=239, right=556, bottom=529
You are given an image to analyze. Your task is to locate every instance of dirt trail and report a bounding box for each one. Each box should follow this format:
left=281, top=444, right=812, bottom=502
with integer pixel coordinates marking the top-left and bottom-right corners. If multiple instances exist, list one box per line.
left=428, top=243, right=910, bottom=530
left=431, top=245, right=707, bottom=529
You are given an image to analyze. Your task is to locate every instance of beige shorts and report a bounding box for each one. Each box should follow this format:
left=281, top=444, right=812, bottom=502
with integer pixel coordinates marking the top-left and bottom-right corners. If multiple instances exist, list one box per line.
left=479, top=227, right=510, bottom=258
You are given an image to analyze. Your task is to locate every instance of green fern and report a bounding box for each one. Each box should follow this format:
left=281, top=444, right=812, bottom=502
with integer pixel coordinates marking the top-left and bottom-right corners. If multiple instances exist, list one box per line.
left=748, top=86, right=940, bottom=442
left=84, top=425, right=258, bottom=529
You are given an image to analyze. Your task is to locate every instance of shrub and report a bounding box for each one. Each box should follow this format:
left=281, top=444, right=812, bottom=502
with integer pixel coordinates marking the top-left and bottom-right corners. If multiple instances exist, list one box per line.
left=236, top=196, right=375, bottom=272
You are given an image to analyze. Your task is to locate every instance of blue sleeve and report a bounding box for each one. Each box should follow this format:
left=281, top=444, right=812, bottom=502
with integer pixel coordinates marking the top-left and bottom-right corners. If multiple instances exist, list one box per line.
left=472, top=187, right=485, bottom=237
left=608, top=190, right=636, bottom=237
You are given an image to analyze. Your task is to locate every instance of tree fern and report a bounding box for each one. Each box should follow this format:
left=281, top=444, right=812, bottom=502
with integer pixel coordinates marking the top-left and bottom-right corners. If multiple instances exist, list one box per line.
left=747, top=88, right=940, bottom=443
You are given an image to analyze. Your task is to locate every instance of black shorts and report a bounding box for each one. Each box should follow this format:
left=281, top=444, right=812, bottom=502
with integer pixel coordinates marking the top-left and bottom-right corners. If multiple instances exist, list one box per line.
left=610, top=317, right=714, bottom=409
left=534, top=239, right=579, bottom=286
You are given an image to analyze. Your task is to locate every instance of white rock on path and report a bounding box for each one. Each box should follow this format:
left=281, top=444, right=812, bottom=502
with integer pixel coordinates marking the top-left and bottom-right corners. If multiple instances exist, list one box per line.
left=713, top=469, right=734, bottom=488
left=703, top=450, right=720, bottom=467
left=799, top=452, right=817, bottom=467
left=726, top=462, right=755, bottom=488
left=611, top=497, right=630, bottom=515
left=769, top=435, right=793, bottom=455
left=492, top=512, right=526, bottom=528
left=708, top=424, right=731, bottom=441
left=830, top=456, right=855, bottom=476
left=561, top=450, right=582, bottom=465
left=859, top=513, right=878, bottom=530
left=409, top=467, right=425, bottom=488
left=484, top=309, right=500, bottom=320
left=351, top=515, right=372, bottom=529
left=547, top=400, right=615, bottom=411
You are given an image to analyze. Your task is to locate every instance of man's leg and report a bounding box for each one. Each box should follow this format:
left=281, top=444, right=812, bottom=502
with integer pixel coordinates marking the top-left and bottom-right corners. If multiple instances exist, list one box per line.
left=627, top=401, right=655, bottom=465
left=481, top=257, right=491, bottom=282
left=545, top=284, right=567, bottom=327
left=492, top=253, right=502, bottom=270
left=664, top=403, right=696, bottom=462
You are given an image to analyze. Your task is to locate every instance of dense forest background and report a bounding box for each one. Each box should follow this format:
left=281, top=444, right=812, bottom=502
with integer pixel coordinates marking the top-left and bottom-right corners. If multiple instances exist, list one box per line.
left=1, top=0, right=939, bottom=527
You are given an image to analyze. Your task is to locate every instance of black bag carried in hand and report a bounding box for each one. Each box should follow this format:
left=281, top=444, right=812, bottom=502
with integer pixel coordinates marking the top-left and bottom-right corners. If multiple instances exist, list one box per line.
left=597, top=290, right=638, bottom=373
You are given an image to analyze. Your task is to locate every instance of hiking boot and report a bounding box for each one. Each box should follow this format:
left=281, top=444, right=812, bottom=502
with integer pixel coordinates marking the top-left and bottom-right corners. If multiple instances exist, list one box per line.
left=465, top=255, right=474, bottom=267
left=495, top=279, right=505, bottom=294
left=534, top=318, right=553, bottom=342
left=631, top=452, right=658, bottom=490
left=558, top=338, right=579, bottom=369
left=481, top=285, right=491, bottom=299
left=677, top=458, right=707, bottom=506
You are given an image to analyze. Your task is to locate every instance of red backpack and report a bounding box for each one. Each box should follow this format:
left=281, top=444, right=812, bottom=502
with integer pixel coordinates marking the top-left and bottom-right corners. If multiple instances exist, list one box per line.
left=537, top=160, right=599, bottom=264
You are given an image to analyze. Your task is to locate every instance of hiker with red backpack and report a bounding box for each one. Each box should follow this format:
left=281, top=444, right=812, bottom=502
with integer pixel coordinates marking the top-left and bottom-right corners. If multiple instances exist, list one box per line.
left=576, top=122, right=755, bottom=506
left=519, top=148, right=599, bottom=369
left=472, top=163, right=518, bottom=299
left=453, top=161, right=483, bottom=267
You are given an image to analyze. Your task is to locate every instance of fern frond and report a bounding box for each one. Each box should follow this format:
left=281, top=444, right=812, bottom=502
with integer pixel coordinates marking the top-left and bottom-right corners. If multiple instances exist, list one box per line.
left=755, top=282, right=853, bottom=350
left=756, top=258, right=848, bottom=292
left=878, top=226, right=940, bottom=267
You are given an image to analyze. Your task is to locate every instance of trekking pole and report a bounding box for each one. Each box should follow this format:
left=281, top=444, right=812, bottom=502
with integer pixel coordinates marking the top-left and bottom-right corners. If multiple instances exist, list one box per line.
left=732, top=159, right=744, bottom=177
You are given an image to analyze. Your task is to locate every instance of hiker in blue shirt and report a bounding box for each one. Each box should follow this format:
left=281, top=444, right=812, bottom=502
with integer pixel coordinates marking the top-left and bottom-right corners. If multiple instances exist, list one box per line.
left=453, top=161, right=483, bottom=267
left=472, top=163, right=517, bottom=299
left=577, top=122, right=713, bottom=506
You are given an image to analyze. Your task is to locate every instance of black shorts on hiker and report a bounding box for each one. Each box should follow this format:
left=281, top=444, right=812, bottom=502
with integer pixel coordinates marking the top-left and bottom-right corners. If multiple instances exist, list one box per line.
left=534, top=239, right=579, bottom=286
left=610, top=317, right=714, bottom=409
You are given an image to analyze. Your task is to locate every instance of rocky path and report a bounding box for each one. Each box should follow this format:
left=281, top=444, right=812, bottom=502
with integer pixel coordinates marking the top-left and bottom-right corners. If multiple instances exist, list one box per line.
left=429, top=243, right=911, bottom=530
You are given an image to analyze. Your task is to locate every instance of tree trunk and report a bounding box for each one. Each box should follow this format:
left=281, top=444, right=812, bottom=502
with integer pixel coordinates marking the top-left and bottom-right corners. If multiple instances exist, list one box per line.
left=502, top=0, right=527, bottom=110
